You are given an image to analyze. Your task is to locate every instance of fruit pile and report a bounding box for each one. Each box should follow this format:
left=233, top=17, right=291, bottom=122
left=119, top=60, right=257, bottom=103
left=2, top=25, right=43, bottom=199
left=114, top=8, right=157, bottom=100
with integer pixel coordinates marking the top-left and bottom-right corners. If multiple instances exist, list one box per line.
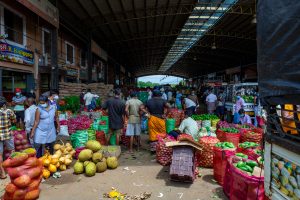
left=73, top=140, right=119, bottom=177
left=40, top=142, right=75, bottom=179
left=2, top=148, right=42, bottom=200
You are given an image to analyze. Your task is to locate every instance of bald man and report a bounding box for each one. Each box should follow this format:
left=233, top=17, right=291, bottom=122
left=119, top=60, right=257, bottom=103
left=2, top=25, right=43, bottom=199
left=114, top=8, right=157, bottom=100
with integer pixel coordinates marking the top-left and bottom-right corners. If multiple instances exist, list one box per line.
left=24, top=97, right=37, bottom=145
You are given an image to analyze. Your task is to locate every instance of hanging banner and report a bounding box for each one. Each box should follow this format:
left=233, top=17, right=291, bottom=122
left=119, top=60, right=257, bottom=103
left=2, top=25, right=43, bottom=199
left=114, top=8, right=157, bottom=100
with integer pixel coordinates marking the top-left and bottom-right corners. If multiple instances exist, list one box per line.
left=0, top=42, right=34, bottom=65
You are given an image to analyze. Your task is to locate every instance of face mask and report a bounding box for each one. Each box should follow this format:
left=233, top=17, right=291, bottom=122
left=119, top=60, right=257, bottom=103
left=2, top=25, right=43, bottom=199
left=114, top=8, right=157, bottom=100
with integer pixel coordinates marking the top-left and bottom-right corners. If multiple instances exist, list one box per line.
left=16, top=92, right=21, bottom=96
left=236, top=96, right=241, bottom=100
left=30, top=90, right=34, bottom=94
left=54, top=95, right=59, bottom=100
left=40, top=103, right=48, bottom=108
left=240, top=114, right=245, bottom=118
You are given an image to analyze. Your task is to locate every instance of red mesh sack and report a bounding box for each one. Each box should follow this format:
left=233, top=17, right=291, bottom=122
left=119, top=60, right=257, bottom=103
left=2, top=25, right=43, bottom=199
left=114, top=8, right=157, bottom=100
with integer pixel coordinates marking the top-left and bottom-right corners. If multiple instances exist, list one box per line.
left=216, top=129, right=225, bottom=141
left=223, top=156, right=265, bottom=200
left=3, top=154, right=42, bottom=200
left=96, top=131, right=106, bottom=145
left=236, top=146, right=261, bottom=161
left=197, top=136, right=219, bottom=168
left=13, top=130, right=31, bottom=152
left=166, top=108, right=184, bottom=126
left=223, top=132, right=240, bottom=147
left=240, top=129, right=263, bottom=144
left=177, top=133, right=194, bottom=141
left=213, top=146, right=236, bottom=185
left=156, top=136, right=175, bottom=166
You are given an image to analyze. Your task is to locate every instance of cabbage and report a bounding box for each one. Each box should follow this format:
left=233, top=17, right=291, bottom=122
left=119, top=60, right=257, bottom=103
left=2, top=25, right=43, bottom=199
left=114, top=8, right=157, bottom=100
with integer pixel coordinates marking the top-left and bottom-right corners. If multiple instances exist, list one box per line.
left=285, top=184, right=294, bottom=196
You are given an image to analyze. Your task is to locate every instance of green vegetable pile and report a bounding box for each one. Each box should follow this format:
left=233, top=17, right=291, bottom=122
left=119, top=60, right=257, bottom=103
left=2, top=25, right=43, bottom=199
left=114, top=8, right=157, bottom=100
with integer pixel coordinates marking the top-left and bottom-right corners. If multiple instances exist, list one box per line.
left=220, top=127, right=239, bottom=133
left=215, top=142, right=235, bottom=149
left=191, top=114, right=219, bottom=121
left=239, top=142, right=259, bottom=149
left=60, top=96, right=80, bottom=113
left=234, top=160, right=258, bottom=173
left=235, top=153, right=248, bottom=159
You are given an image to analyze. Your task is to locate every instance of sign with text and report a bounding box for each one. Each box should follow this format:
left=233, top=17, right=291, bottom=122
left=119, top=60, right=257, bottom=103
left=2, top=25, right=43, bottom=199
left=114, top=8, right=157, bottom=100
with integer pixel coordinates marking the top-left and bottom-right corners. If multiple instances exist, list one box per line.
left=0, top=42, right=34, bottom=65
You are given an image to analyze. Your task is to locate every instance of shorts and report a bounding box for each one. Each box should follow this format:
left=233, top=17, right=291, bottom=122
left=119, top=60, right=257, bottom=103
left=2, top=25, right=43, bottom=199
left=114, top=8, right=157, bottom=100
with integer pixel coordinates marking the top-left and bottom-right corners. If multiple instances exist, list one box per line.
left=126, top=123, right=141, bottom=136
left=15, top=111, right=25, bottom=122
left=0, top=138, right=14, bottom=153
left=109, top=129, right=121, bottom=135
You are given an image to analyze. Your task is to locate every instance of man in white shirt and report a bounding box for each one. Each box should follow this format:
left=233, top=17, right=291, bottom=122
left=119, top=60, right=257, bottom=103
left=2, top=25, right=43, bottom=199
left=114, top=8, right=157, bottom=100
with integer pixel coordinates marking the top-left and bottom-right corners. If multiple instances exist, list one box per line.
left=83, top=89, right=99, bottom=111
left=184, top=97, right=196, bottom=115
left=167, top=90, right=173, bottom=101
left=206, top=89, right=217, bottom=114
left=178, top=111, right=199, bottom=139
left=24, top=97, right=37, bottom=145
left=160, top=88, right=167, bottom=100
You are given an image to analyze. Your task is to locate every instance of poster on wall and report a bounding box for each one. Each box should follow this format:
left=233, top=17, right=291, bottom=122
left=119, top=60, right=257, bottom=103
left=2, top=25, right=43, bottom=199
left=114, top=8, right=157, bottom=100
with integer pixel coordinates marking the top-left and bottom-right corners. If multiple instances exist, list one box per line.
left=0, top=42, right=34, bottom=65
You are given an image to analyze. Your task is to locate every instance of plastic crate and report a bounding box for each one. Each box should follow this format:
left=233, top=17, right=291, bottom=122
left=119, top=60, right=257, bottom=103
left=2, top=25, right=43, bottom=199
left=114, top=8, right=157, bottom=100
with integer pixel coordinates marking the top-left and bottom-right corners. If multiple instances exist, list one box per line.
left=170, top=146, right=195, bottom=182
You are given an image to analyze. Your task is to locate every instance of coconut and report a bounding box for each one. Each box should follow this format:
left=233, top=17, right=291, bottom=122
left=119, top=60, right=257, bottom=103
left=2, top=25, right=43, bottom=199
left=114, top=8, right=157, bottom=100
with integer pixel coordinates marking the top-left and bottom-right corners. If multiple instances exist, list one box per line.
left=92, top=152, right=103, bottom=164
left=106, top=157, right=118, bottom=169
left=96, top=158, right=107, bottom=173
left=84, top=161, right=91, bottom=167
left=85, top=140, right=101, bottom=152
left=73, top=161, right=84, bottom=174
left=78, top=149, right=93, bottom=162
left=85, top=162, right=96, bottom=177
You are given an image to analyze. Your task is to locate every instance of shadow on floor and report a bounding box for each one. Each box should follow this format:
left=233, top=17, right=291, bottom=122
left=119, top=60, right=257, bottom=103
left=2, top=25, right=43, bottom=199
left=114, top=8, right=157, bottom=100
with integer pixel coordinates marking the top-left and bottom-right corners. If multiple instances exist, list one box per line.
left=156, top=166, right=192, bottom=188
left=201, top=174, right=219, bottom=185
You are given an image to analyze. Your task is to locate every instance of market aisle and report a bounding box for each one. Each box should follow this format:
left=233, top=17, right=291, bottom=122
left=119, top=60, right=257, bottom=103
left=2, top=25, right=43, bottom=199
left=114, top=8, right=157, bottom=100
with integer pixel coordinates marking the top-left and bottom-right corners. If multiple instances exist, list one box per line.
left=36, top=135, right=227, bottom=200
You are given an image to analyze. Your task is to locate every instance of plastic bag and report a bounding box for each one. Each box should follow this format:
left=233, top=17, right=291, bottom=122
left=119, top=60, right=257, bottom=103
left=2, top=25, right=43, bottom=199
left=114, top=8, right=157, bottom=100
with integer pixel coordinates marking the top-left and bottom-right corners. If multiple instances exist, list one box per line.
left=70, top=130, right=88, bottom=149
left=58, top=125, right=69, bottom=137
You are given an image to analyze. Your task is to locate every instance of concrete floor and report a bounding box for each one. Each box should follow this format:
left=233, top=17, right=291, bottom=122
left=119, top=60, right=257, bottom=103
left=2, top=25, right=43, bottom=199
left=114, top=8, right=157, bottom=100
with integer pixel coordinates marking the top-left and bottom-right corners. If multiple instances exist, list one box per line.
left=0, top=135, right=228, bottom=200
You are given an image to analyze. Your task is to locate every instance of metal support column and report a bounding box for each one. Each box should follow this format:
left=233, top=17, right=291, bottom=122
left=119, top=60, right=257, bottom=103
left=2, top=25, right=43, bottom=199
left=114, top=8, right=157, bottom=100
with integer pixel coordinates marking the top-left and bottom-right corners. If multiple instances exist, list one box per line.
left=50, top=28, right=58, bottom=90
left=87, top=39, right=92, bottom=83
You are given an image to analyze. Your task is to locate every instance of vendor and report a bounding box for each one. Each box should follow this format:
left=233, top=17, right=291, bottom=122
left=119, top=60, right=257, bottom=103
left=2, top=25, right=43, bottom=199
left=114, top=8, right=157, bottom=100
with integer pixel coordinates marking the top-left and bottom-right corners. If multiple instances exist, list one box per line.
left=238, top=109, right=252, bottom=125
left=31, top=96, right=60, bottom=157
left=145, top=90, right=171, bottom=142
left=12, top=88, right=26, bottom=128
left=233, top=92, right=245, bottom=124
left=168, top=110, right=198, bottom=139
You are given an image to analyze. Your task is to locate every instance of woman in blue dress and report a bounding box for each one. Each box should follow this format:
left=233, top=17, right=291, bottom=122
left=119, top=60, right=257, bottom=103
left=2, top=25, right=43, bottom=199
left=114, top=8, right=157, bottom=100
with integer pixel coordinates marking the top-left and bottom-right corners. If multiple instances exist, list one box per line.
left=30, top=96, right=60, bottom=157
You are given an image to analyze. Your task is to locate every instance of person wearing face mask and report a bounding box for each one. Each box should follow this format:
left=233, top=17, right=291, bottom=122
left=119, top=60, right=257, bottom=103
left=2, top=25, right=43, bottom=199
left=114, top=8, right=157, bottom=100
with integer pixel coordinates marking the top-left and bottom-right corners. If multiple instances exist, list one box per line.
left=233, top=92, right=245, bottom=124
left=238, top=109, right=252, bottom=125
left=30, top=96, right=60, bottom=157
left=48, top=90, right=59, bottom=109
left=12, top=88, right=26, bottom=128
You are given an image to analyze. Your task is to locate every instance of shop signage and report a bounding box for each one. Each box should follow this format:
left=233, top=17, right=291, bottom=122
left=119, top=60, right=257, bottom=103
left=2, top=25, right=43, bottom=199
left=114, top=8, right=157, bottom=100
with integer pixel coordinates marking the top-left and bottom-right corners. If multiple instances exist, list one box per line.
left=66, top=68, right=78, bottom=77
left=0, top=42, right=34, bottom=65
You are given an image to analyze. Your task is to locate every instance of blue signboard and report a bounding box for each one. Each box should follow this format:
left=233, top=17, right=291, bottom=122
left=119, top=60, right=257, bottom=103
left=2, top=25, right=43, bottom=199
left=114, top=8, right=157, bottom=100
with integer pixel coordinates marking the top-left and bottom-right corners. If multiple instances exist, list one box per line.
left=0, top=42, right=34, bottom=65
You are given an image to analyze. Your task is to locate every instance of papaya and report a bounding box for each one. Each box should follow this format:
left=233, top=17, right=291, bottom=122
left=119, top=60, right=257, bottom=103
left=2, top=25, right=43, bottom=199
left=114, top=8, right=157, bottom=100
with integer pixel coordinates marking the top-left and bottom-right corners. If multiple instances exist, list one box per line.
left=13, top=188, right=27, bottom=199
left=25, top=189, right=40, bottom=200
left=9, top=153, right=29, bottom=167
left=5, top=183, right=17, bottom=194
left=28, top=179, right=41, bottom=191
left=13, top=175, right=31, bottom=188
left=26, top=166, right=42, bottom=179
left=23, top=157, right=39, bottom=168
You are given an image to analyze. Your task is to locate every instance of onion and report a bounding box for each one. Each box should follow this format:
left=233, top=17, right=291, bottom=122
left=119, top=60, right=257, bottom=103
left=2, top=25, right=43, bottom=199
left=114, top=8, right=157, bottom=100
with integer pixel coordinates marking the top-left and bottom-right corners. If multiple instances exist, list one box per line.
left=15, top=134, right=24, bottom=140
left=15, top=145, right=23, bottom=151
left=14, top=140, right=21, bottom=145
left=21, top=139, right=28, bottom=145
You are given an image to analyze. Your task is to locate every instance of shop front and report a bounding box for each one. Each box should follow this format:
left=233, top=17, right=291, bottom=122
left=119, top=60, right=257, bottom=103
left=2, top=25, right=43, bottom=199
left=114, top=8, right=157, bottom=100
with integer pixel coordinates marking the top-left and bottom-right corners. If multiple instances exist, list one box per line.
left=0, top=41, right=35, bottom=101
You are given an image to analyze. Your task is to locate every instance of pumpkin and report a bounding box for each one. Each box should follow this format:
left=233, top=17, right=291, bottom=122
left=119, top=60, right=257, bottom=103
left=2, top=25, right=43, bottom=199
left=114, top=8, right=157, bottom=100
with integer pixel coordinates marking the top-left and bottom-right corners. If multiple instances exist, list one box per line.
left=13, top=175, right=31, bottom=188
left=64, top=158, right=72, bottom=166
left=42, top=169, right=50, bottom=179
left=48, top=164, right=57, bottom=173
left=51, top=154, right=59, bottom=159
left=59, top=157, right=65, bottom=163
left=56, top=162, right=61, bottom=168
